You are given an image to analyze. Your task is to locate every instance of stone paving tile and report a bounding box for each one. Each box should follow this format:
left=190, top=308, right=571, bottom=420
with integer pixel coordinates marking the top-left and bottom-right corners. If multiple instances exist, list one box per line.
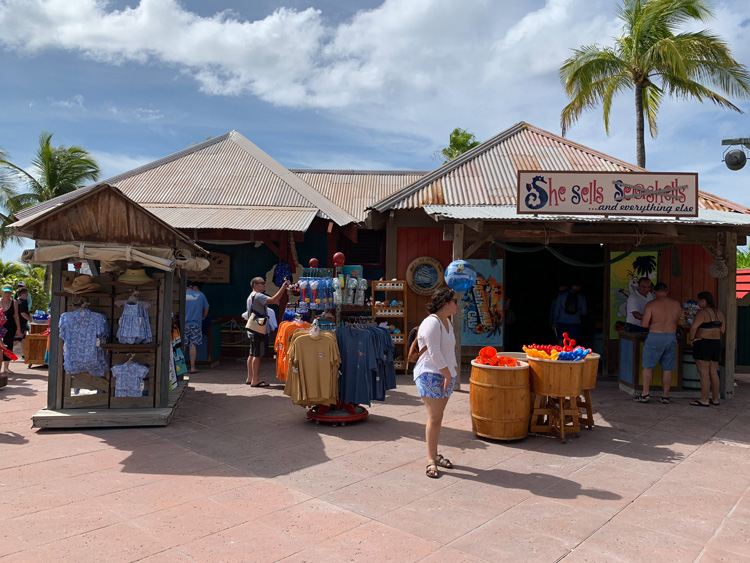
left=696, top=545, right=750, bottom=562
left=377, top=496, right=492, bottom=543
left=278, top=521, right=440, bottom=563
left=3, top=496, right=124, bottom=553
left=2, top=363, right=750, bottom=562
left=449, top=520, right=571, bottom=562
left=2, top=522, right=169, bottom=563
left=257, top=498, right=369, bottom=546
left=174, top=520, right=310, bottom=563
left=494, top=497, right=612, bottom=547
left=128, top=497, right=251, bottom=549
left=706, top=518, right=750, bottom=558
left=208, top=480, right=313, bottom=520
left=579, top=520, right=705, bottom=562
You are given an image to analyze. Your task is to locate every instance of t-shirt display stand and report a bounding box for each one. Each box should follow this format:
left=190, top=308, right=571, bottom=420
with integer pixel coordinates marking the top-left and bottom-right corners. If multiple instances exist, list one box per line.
left=32, top=262, right=190, bottom=429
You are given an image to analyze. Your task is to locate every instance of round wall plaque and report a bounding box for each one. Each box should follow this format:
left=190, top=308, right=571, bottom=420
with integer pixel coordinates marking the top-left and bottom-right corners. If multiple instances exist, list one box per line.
left=406, top=256, right=445, bottom=295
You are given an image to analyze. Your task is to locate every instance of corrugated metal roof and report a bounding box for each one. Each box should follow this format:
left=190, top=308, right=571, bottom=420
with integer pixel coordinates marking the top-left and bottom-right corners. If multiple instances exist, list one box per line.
left=423, top=204, right=750, bottom=227
left=698, top=190, right=750, bottom=214
left=14, top=131, right=358, bottom=228
left=144, top=205, right=318, bottom=232
left=372, top=122, right=643, bottom=212
left=291, top=170, right=429, bottom=222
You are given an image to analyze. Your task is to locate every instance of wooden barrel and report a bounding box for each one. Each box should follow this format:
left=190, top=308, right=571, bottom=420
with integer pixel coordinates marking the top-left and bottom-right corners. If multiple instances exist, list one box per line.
left=470, top=360, right=530, bottom=441
left=581, top=353, right=601, bottom=390
left=527, top=357, right=584, bottom=397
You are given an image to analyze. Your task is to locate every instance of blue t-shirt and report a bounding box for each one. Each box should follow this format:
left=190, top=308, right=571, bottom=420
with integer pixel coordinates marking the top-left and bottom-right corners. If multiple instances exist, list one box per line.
left=185, top=290, right=209, bottom=326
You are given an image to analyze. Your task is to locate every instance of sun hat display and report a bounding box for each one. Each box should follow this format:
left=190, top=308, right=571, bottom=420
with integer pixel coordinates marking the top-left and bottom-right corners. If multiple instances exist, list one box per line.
left=63, top=275, right=102, bottom=294
left=116, top=268, right=153, bottom=285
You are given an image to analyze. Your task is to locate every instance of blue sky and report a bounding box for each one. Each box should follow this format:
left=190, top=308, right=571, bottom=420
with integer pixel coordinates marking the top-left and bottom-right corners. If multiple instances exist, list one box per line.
left=1, top=0, right=750, bottom=262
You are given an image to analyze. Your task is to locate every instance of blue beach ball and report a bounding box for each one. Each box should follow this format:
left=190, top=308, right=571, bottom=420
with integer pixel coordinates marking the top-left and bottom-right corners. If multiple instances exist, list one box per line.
left=444, top=260, right=477, bottom=292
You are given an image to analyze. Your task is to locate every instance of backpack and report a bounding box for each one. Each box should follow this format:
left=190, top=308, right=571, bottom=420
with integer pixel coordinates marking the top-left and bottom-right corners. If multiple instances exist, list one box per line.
left=564, top=291, right=578, bottom=315
left=407, top=314, right=438, bottom=363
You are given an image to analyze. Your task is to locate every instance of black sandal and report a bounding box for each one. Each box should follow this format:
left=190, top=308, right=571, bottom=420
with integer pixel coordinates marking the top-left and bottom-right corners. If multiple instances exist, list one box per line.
left=710, top=400, right=720, bottom=406
left=660, top=397, right=671, bottom=404
left=426, top=462, right=439, bottom=479
left=251, top=381, right=270, bottom=388
left=435, top=454, right=454, bottom=469
left=689, top=400, right=710, bottom=407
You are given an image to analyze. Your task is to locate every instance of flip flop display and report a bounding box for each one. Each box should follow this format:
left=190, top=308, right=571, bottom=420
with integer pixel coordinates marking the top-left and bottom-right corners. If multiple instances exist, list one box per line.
left=473, top=346, right=518, bottom=367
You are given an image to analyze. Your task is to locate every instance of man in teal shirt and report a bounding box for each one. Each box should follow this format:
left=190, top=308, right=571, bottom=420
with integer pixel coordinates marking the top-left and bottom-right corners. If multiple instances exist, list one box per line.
left=185, top=282, right=209, bottom=374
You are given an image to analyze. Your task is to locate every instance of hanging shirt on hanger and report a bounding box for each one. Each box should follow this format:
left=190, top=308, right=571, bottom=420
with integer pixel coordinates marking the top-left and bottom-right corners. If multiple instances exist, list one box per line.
left=112, top=362, right=149, bottom=397
left=117, top=301, right=152, bottom=344
left=59, top=308, right=110, bottom=377
left=284, top=330, right=340, bottom=406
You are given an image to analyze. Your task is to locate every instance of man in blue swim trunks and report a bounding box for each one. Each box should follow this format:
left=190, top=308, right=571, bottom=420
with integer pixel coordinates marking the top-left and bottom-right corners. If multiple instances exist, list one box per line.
left=634, top=282, right=682, bottom=404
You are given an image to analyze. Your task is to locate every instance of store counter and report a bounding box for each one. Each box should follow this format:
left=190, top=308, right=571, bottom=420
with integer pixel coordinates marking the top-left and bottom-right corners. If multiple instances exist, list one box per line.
left=618, top=330, right=685, bottom=391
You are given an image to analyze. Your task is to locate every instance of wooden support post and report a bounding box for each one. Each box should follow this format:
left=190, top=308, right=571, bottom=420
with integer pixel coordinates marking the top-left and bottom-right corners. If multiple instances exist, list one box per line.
left=453, top=223, right=464, bottom=391
left=47, top=260, right=63, bottom=410
left=720, top=231, right=737, bottom=399
left=179, top=273, right=186, bottom=351
left=158, top=270, right=175, bottom=408
left=386, top=217, right=398, bottom=279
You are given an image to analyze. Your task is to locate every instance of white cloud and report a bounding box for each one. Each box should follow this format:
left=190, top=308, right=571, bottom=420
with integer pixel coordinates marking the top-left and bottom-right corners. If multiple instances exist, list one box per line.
left=2, top=0, right=749, bottom=200
left=50, top=93, right=84, bottom=108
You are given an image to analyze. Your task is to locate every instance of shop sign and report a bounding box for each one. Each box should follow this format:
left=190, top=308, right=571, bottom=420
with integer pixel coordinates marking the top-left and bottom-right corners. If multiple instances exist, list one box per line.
left=517, top=171, right=698, bottom=217
left=190, top=250, right=231, bottom=283
left=406, top=256, right=445, bottom=295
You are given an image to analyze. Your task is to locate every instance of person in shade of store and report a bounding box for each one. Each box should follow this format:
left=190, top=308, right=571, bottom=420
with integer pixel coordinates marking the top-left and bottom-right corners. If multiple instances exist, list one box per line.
left=413, top=287, right=458, bottom=479
left=184, top=281, right=209, bottom=374
left=633, top=282, right=682, bottom=405
left=552, top=282, right=587, bottom=343
left=245, top=276, right=288, bottom=387
left=626, top=277, right=654, bottom=333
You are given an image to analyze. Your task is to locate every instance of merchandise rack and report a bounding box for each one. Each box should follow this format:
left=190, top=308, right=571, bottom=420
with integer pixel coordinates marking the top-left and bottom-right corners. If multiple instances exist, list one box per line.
left=372, top=280, right=408, bottom=373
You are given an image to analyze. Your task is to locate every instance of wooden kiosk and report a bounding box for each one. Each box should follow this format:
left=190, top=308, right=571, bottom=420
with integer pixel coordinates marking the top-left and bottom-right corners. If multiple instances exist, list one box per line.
left=9, top=184, right=207, bottom=429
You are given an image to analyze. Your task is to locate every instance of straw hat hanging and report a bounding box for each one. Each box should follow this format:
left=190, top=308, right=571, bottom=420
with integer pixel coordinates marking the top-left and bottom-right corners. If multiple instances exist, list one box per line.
left=63, top=275, right=102, bottom=294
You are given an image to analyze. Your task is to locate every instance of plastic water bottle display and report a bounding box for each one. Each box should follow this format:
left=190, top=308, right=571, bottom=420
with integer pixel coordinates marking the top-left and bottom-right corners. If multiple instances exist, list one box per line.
left=445, top=260, right=477, bottom=292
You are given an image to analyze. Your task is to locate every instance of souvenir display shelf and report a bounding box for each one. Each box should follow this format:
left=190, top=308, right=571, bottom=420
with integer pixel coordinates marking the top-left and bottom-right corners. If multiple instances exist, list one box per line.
left=371, top=280, right=408, bottom=373
left=52, top=273, right=163, bottom=410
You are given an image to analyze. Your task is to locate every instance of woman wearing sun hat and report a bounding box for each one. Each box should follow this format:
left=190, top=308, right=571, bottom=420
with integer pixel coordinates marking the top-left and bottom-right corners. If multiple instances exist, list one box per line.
left=0, top=284, right=21, bottom=374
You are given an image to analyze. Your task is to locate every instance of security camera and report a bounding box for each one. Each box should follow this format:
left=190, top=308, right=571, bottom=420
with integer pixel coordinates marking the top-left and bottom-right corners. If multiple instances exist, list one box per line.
left=725, top=149, right=747, bottom=171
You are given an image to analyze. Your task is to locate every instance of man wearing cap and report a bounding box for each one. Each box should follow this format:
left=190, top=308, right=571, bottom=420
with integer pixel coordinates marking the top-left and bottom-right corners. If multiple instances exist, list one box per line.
left=184, top=282, right=209, bottom=374
left=634, top=282, right=682, bottom=404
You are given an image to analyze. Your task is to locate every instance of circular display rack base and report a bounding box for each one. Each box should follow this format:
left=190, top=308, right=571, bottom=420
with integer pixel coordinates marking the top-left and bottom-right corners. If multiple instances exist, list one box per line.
left=307, top=403, right=369, bottom=426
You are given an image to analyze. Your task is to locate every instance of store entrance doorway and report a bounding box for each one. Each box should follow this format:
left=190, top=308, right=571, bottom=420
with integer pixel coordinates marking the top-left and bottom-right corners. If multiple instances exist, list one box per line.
left=504, top=243, right=604, bottom=352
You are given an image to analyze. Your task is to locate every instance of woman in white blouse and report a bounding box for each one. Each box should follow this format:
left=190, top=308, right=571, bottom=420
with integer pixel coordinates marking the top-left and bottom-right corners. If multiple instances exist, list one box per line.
left=414, top=288, right=458, bottom=478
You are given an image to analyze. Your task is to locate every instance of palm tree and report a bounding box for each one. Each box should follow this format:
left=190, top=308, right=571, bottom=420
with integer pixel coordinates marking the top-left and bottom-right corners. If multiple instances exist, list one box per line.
left=560, top=0, right=750, bottom=168
left=0, top=259, right=23, bottom=279
left=437, top=128, right=481, bottom=164
left=21, top=263, right=46, bottom=282
left=0, top=133, right=100, bottom=293
left=1, top=132, right=100, bottom=211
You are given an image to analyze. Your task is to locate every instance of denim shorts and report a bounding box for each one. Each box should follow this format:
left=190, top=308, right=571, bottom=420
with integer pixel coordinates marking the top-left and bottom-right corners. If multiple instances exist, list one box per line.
left=184, top=324, right=202, bottom=347
left=415, top=372, right=455, bottom=399
left=642, top=332, right=677, bottom=370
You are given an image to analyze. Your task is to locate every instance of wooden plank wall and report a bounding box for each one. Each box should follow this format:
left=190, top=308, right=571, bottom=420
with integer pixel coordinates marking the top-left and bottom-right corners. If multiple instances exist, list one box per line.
left=658, top=245, right=718, bottom=306
left=396, top=227, right=453, bottom=330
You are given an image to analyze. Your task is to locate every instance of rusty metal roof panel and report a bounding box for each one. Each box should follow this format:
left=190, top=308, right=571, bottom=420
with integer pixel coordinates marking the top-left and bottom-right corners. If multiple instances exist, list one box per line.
left=376, top=122, right=644, bottom=212
left=292, top=170, right=429, bottom=221
left=16, top=131, right=359, bottom=227
left=143, top=205, right=318, bottom=231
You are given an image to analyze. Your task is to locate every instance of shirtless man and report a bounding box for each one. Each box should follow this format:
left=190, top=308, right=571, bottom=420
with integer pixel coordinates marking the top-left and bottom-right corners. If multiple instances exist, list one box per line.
left=634, top=282, right=682, bottom=404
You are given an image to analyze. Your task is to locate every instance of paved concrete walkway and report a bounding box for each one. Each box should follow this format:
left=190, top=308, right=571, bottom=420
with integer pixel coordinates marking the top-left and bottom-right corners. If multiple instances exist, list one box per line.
left=2, top=360, right=750, bottom=562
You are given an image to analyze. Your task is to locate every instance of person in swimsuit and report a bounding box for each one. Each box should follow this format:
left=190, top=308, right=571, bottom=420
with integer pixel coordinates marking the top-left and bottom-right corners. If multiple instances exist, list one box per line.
left=0, top=284, right=21, bottom=374
left=688, top=291, right=725, bottom=407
